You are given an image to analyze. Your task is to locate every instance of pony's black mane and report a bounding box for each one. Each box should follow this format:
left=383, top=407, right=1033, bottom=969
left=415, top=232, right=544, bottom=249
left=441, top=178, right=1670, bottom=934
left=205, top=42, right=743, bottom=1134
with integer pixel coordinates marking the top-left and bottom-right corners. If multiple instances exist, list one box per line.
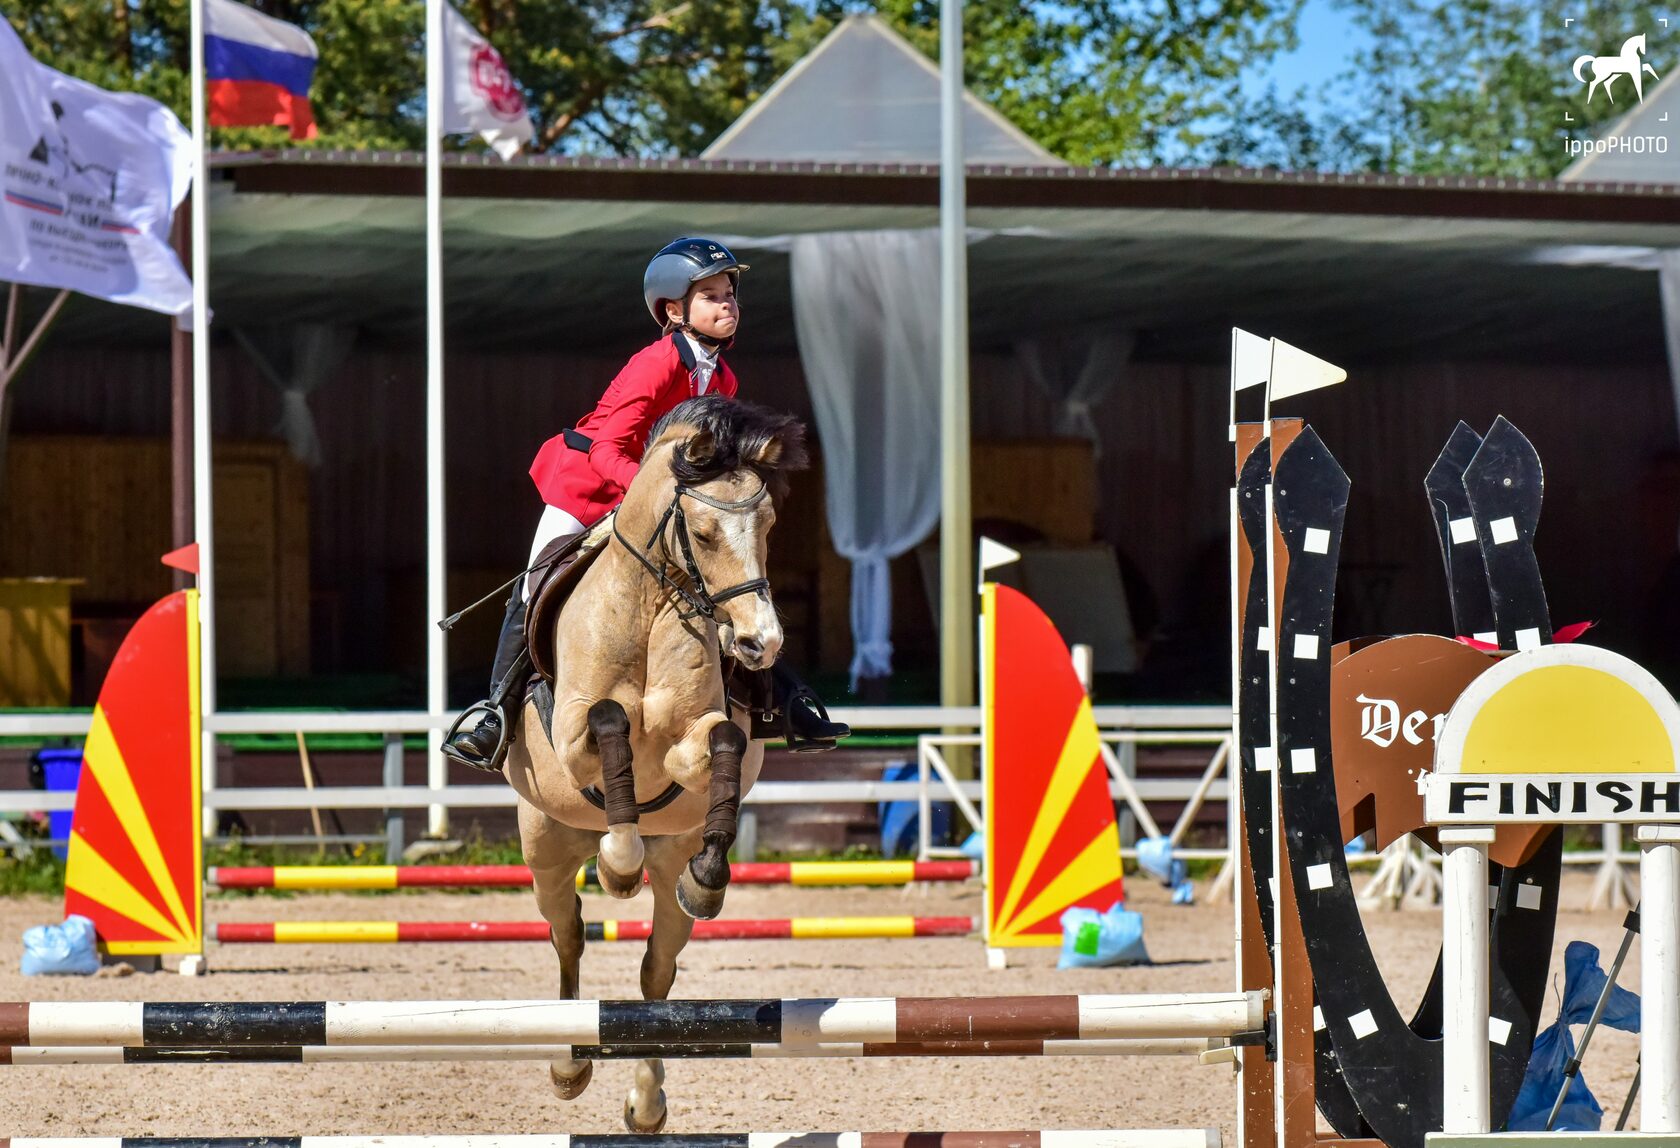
left=648, top=395, right=809, bottom=500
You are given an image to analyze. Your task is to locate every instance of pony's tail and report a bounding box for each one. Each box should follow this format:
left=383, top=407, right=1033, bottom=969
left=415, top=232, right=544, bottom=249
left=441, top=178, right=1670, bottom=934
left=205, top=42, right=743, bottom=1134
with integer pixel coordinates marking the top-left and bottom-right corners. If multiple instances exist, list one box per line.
left=1573, top=54, right=1594, bottom=83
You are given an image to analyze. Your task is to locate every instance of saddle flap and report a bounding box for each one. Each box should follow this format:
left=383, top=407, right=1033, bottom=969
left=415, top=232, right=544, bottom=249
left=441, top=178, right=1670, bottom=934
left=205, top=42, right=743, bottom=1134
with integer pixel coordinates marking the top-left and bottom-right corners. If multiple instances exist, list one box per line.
left=524, top=518, right=612, bottom=684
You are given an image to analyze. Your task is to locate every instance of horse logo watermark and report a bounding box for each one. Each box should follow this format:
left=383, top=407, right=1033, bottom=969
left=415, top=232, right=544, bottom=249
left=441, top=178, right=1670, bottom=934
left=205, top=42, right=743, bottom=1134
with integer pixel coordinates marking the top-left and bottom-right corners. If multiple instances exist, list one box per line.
left=1572, top=33, right=1661, bottom=103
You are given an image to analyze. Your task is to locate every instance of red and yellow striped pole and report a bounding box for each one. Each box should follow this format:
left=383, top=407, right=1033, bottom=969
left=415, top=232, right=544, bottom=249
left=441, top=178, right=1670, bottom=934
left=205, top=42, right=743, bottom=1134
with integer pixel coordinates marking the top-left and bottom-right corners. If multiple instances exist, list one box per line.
left=208, top=860, right=978, bottom=891
left=212, top=916, right=979, bottom=944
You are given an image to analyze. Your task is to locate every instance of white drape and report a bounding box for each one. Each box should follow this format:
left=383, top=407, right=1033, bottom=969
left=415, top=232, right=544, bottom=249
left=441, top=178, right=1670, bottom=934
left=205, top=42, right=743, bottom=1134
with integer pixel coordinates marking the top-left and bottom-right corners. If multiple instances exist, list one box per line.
left=233, top=324, right=357, bottom=467
left=791, top=229, right=943, bottom=687
left=1013, top=330, right=1134, bottom=460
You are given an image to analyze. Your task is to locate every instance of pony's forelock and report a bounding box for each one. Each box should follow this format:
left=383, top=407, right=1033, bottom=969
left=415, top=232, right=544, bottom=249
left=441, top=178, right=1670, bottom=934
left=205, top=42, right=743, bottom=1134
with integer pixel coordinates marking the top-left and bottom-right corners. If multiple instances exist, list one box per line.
left=647, top=396, right=809, bottom=501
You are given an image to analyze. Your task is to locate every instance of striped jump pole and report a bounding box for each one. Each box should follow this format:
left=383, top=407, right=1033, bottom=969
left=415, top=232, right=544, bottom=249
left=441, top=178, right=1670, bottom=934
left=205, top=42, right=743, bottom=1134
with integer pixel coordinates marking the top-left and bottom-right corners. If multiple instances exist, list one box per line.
left=0, top=1134, right=1221, bottom=1148
left=0, top=992, right=1268, bottom=1048
left=211, top=917, right=978, bottom=944
left=0, top=1035, right=1243, bottom=1065
left=206, top=860, right=980, bottom=891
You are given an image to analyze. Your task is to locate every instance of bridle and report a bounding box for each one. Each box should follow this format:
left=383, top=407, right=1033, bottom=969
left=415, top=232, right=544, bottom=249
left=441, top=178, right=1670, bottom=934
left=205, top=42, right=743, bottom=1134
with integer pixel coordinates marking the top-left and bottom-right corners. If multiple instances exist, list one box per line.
left=613, top=477, right=771, bottom=622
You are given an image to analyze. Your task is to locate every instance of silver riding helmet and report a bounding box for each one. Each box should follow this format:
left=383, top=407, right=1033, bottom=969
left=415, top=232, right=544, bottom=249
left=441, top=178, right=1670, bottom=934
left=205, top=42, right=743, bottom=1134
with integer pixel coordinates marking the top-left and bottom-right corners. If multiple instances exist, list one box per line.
left=642, top=237, right=749, bottom=328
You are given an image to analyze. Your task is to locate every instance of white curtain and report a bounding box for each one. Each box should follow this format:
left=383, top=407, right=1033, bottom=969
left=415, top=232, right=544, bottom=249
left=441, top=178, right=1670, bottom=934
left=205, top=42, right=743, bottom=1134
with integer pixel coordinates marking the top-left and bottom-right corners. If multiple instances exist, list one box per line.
left=233, top=323, right=357, bottom=467
left=1012, top=330, right=1134, bottom=460
left=791, top=230, right=943, bottom=688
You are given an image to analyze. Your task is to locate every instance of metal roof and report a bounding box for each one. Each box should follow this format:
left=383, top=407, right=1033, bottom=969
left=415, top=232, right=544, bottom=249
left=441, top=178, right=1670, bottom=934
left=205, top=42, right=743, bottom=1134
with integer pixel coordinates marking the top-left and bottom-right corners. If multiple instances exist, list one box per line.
left=38, top=152, right=1672, bottom=364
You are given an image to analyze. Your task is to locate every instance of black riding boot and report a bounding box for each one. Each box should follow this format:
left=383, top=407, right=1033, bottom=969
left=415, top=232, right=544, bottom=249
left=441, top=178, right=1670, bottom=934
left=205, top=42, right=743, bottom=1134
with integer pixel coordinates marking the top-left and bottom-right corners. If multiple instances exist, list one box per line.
left=749, top=662, right=851, bottom=752
left=442, top=591, right=529, bottom=771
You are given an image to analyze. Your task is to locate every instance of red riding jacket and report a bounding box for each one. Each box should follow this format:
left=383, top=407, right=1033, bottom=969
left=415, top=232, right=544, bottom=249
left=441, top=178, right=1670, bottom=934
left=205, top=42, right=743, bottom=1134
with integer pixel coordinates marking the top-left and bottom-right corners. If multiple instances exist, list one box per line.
left=529, top=332, right=739, bottom=527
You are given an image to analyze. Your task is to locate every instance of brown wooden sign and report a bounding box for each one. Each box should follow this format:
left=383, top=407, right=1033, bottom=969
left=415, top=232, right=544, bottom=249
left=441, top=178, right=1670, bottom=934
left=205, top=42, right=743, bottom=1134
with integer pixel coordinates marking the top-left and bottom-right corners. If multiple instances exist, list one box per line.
left=1330, top=633, right=1549, bottom=867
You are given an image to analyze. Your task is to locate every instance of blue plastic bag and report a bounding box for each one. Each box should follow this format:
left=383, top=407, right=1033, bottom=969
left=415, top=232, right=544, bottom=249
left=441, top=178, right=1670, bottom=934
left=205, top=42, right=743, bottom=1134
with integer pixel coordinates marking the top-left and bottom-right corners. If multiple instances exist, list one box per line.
left=1138, top=835, right=1193, bottom=904
left=1507, top=940, right=1642, bottom=1131
left=1056, top=901, right=1149, bottom=969
left=21, top=914, right=100, bottom=976
left=1136, top=836, right=1174, bottom=884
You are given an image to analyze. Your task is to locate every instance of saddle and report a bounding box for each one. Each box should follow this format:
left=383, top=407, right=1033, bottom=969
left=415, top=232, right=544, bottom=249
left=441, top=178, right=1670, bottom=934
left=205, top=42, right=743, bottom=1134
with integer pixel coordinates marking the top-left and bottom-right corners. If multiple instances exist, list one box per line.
left=523, top=517, right=613, bottom=684
left=519, top=508, right=770, bottom=746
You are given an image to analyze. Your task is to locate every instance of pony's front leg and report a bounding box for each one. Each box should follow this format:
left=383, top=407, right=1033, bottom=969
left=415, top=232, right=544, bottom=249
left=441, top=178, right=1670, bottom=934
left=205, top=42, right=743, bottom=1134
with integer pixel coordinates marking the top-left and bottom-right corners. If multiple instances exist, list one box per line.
left=663, top=715, right=746, bottom=920
left=586, top=698, right=644, bottom=899
left=517, top=799, right=598, bottom=1101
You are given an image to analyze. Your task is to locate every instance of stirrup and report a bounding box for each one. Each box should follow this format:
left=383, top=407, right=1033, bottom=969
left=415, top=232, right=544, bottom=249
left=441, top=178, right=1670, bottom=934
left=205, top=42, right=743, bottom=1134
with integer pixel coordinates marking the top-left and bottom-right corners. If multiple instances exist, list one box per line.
left=778, top=685, right=849, bottom=753
left=442, top=701, right=510, bottom=772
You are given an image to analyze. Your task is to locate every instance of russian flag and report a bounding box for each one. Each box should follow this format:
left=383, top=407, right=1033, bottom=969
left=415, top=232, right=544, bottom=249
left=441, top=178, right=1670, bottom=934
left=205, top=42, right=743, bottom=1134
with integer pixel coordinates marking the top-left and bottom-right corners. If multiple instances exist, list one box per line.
left=205, top=0, right=318, bottom=140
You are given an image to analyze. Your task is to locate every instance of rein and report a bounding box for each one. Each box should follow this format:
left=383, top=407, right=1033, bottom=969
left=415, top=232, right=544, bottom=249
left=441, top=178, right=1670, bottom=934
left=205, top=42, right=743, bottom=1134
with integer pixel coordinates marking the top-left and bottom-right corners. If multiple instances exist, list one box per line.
left=612, top=479, right=770, bottom=622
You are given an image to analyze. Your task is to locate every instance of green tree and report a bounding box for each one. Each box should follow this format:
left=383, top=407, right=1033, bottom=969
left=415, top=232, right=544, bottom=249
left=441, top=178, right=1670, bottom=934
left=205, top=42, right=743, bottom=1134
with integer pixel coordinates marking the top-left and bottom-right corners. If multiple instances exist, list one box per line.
left=6, top=0, right=1301, bottom=162
left=1227, top=0, right=1672, bottom=177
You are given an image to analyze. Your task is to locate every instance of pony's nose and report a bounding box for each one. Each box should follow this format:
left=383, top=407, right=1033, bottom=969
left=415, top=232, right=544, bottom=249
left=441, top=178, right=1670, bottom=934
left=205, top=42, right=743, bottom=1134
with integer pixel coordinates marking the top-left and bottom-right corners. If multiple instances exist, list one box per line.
left=735, top=636, right=765, bottom=663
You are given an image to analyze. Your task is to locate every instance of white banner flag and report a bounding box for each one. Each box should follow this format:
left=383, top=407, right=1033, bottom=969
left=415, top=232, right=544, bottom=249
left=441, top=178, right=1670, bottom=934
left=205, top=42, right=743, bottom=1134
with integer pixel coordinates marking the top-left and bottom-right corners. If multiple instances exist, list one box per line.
left=0, top=20, right=193, bottom=316
left=442, top=5, right=535, bottom=160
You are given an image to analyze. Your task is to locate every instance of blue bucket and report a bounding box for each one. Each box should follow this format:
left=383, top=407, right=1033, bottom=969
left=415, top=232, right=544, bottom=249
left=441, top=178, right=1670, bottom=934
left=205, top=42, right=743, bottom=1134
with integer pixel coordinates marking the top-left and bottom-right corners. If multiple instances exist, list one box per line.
left=33, top=749, right=83, bottom=860
left=877, top=761, right=952, bottom=858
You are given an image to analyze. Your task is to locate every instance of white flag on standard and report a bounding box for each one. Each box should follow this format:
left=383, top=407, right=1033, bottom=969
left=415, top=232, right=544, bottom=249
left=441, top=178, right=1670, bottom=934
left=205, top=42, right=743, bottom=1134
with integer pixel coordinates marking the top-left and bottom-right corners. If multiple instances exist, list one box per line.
left=442, top=5, right=535, bottom=160
left=0, top=20, right=193, bottom=315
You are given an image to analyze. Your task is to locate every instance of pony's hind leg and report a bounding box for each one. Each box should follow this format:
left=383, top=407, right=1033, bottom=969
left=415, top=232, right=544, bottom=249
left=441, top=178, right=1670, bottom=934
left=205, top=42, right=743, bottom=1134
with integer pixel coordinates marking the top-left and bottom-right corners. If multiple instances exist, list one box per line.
left=519, top=799, right=598, bottom=1100
left=588, top=698, right=644, bottom=898
left=675, top=719, right=746, bottom=920
left=623, top=832, right=701, bottom=1134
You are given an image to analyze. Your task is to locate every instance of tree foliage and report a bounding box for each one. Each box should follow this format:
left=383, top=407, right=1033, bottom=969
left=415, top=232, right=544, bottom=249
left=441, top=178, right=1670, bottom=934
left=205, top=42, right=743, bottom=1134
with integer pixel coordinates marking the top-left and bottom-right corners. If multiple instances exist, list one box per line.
left=3, top=0, right=1300, bottom=163
left=1221, top=0, right=1673, bottom=177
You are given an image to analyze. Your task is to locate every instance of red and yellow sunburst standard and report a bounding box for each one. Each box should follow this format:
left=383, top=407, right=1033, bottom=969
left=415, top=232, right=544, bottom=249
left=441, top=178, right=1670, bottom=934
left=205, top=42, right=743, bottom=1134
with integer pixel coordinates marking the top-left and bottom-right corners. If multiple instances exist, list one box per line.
left=982, top=583, right=1124, bottom=947
left=63, top=590, right=203, bottom=955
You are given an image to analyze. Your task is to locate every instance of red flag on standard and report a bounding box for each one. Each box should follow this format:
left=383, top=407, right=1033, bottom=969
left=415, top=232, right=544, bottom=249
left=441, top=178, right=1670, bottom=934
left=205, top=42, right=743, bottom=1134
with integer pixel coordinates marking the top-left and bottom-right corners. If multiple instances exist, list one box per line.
left=443, top=5, right=535, bottom=160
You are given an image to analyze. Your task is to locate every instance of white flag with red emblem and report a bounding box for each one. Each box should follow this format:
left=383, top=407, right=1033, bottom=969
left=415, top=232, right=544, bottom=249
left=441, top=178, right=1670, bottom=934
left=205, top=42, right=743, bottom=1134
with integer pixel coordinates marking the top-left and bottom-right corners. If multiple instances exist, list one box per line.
left=441, top=5, right=534, bottom=160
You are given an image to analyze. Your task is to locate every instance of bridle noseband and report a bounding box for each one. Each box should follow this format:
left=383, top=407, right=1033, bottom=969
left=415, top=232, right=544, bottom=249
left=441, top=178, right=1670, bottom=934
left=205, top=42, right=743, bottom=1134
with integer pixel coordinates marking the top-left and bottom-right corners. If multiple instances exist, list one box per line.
left=612, top=479, right=771, bottom=622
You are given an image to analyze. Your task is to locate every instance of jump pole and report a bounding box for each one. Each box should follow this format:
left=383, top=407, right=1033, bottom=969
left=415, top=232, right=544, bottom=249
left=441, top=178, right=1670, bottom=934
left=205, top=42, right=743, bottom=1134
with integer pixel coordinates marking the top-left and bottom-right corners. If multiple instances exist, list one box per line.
left=1, top=1133, right=1221, bottom=1148
left=0, top=992, right=1267, bottom=1048
left=0, top=1035, right=1243, bottom=1065
left=211, top=917, right=978, bottom=944
left=207, top=861, right=979, bottom=891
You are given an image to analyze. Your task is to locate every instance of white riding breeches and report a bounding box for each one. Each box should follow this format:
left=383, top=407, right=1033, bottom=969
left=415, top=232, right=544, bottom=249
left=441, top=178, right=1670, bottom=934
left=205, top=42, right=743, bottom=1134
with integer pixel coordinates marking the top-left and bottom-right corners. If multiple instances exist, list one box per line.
left=526, top=504, right=586, bottom=602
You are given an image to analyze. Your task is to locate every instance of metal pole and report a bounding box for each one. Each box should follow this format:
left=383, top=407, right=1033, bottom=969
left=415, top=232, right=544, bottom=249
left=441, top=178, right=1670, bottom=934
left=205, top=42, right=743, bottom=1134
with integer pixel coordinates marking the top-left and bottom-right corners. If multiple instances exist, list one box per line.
left=1545, top=903, right=1641, bottom=1130
left=383, top=733, right=405, bottom=862
left=937, top=0, right=974, bottom=756
left=188, top=0, right=219, bottom=842
left=424, top=0, right=450, bottom=837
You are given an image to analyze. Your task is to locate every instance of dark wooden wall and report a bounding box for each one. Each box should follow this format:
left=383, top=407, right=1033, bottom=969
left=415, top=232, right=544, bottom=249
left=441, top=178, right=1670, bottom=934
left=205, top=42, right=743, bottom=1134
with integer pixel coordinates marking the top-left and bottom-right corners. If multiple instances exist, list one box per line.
left=7, top=338, right=1677, bottom=701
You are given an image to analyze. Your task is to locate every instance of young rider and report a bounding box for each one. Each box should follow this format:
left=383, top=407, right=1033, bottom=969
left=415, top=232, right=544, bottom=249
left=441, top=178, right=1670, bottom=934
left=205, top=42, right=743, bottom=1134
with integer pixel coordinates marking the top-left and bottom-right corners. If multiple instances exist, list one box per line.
left=443, top=237, right=851, bottom=770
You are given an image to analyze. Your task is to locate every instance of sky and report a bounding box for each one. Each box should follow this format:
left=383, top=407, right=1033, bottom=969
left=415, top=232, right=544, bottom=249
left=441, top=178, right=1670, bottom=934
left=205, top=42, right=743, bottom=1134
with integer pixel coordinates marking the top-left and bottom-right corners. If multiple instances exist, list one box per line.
left=1243, top=0, right=1369, bottom=100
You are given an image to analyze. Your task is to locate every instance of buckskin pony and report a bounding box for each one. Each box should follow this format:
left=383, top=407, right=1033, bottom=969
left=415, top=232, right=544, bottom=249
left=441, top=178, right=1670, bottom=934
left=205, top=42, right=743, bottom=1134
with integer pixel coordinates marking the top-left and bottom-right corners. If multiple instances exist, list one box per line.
left=502, top=395, right=806, bottom=1130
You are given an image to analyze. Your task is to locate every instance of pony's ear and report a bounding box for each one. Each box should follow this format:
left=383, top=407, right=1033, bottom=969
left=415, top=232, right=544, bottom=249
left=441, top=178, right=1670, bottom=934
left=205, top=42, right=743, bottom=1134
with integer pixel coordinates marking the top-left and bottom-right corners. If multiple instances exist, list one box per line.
left=746, top=436, right=783, bottom=468
left=685, top=428, right=718, bottom=467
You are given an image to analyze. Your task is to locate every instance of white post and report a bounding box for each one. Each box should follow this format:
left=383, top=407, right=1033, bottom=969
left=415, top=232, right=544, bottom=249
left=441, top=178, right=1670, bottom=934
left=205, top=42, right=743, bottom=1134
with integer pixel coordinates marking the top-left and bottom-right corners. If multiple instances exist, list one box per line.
left=1439, top=826, right=1494, bottom=1135
left=423, top=0, right=449, bottom=837
left=188, top=0, right=219, bottom=841
left=1639, top=825, right=1680, bottom=1132
left=1071, top=644, right=1093, bottom=696
left=937, top=0, right=974, bottom=729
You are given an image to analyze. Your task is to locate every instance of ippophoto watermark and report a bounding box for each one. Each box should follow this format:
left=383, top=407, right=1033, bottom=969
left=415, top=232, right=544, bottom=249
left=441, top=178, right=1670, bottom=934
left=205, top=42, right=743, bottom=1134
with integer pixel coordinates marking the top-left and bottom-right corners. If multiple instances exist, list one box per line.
left=1565, top=134, right=1669, bottom=154
left=1562, top=26, right=1668, bottom=156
